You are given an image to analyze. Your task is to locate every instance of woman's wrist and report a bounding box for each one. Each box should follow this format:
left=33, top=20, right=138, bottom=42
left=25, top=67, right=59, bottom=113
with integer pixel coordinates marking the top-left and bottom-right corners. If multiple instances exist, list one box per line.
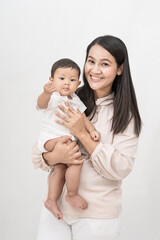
left=76, top=129, right=88, bottom=141
left=78, top=129, right=99, bottom=155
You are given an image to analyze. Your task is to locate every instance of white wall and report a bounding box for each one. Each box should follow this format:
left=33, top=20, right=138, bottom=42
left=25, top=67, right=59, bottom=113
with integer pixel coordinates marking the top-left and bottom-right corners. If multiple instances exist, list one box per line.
left=0, top=0, right=160, bottom=239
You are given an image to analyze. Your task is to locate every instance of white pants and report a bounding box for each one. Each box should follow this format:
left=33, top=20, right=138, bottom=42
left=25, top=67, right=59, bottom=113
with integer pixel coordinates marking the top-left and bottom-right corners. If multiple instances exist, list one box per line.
left=37, top=206, right=121, bottom=240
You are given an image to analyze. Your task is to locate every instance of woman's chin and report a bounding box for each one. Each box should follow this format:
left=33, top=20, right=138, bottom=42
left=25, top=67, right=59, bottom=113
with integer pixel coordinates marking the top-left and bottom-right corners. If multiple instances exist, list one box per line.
left=89, top=82, right=100, bottom=91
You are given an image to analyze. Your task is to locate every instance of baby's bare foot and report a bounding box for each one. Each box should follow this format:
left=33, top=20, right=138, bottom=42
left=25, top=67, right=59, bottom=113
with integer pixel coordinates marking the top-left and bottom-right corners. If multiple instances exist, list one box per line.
left=44, top=199, right=63, bottom=219
left=65, top=194, right=88, bottom=210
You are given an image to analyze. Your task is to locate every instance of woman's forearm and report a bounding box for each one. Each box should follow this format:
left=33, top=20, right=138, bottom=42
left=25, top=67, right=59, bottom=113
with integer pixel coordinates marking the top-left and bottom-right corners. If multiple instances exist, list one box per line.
left=82, top=113, right=95, bottom=133
left=78, top=129, right=99, bottom=155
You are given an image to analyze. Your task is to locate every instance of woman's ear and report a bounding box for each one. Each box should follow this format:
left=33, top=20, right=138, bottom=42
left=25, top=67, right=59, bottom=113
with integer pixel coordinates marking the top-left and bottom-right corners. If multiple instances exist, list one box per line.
left=117, top=64, right=124, bottom=76
left=49, top=76, right=54, bottom=82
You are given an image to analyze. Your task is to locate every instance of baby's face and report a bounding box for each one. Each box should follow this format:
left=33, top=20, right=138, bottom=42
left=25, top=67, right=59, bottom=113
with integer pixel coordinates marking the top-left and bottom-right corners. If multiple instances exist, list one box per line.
left=51, top=67, right=80, bottom=97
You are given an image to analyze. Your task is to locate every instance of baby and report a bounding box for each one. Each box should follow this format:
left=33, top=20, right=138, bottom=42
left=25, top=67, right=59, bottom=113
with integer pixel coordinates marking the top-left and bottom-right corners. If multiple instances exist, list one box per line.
left=37, top=58, right=100, bottom=219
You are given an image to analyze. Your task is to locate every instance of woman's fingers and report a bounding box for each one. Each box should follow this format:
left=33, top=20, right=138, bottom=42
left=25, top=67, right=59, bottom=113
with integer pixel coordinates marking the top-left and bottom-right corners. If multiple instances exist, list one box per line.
left=68, top=142, right=81, bottom=156
left=55, top=119, right=66, bottom=126
left=58, top=139, right=82, bottom=165
left=43, top=136, right=84, bottom=166
left=59, top=105, right=79, bottom=118
left=73, top=145, right=80, bottom=155
left=55, top=111, right=70, bottom=123
left=65, top=103, right=79, bottom=115
left=68, top=140, right=78, bottom=148
left=74, top=151, right=81, bottom=159
left=66, top=141, right=83, bottom=164
left=72, top=159, right=84, bottom=165
left=60, top=135, right=71, bottom=143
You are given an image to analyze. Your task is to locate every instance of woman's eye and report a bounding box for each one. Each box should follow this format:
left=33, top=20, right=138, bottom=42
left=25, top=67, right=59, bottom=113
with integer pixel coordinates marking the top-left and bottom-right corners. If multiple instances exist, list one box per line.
left=102, top=62, right=109, bottom=66
left=88, top=59, right=94, bottom=64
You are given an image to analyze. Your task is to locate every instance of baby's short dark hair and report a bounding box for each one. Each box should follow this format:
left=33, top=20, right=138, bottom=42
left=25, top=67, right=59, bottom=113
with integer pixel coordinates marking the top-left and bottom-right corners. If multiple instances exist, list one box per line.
left=51, top=58, right=81, bottom=78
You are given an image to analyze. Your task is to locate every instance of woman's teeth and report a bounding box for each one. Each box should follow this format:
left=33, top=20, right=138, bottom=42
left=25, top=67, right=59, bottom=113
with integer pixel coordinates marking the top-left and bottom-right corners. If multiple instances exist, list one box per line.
left=91, top=76, right=102, bottom=80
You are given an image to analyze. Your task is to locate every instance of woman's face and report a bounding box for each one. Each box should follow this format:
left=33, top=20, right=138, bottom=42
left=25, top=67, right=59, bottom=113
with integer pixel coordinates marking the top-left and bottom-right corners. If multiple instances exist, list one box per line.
left=84, top=44, right=123, bottom=99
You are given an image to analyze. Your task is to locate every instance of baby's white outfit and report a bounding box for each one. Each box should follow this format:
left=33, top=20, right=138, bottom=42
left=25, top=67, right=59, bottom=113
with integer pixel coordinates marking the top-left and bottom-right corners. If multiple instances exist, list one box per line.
left=37, top=92, right=86, bottom=152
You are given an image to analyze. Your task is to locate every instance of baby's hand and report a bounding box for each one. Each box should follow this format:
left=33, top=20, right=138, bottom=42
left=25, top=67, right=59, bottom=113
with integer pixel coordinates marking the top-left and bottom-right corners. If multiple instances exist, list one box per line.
left=44, top=81, right=56, bottom=95
left=90, top=131, right=100, bottom=141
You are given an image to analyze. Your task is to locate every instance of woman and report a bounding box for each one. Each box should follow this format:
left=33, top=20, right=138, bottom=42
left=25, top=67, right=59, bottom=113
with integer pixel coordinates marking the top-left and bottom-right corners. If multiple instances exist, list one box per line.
left=32, top=35, right=142, bottom=240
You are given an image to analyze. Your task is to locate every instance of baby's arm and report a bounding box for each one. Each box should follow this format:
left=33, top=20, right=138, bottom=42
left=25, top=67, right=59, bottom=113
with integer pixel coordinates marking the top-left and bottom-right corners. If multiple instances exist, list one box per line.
left=81, top=113, right=100, bottom=141
left=37, top=81, right=56, bottom=109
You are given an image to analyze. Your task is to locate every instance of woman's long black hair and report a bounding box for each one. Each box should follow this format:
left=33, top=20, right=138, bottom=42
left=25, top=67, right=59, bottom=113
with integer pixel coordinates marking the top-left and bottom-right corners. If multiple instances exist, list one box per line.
left=76, top=35, right=142, bottom=136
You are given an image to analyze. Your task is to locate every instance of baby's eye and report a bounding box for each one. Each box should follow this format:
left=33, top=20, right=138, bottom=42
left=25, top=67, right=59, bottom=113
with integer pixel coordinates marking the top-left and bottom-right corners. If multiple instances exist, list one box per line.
left=70, top=79, right=76, bottom=82
left=59, top=77, right=64, bottom=80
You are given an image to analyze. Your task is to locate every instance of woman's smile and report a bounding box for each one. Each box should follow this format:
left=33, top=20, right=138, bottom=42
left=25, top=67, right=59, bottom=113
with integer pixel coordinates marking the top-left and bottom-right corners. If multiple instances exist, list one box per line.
left=90, top=75, right=103, bottom=82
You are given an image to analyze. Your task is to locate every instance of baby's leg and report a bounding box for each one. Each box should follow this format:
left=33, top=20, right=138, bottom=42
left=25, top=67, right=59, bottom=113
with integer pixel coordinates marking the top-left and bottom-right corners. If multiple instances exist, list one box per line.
left=65, top=164, right=88, bottom=210
left=44, top=139, right=58, bottom=152
left=44, top=164, right=67, bottom=219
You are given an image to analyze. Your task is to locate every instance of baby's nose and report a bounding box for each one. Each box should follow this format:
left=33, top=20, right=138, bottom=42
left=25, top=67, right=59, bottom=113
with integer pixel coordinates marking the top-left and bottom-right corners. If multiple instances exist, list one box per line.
left=65, top=80, right=70, bottom=84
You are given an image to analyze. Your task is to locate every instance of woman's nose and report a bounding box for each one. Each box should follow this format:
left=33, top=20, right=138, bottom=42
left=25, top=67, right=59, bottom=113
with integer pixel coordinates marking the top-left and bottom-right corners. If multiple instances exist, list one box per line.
left=92, top=64, right=101, bottom=74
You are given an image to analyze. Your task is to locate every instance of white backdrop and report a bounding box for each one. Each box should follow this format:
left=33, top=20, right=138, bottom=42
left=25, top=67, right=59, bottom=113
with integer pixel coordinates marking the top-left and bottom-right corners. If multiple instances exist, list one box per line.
left=0, top=0, right=160, bottom=239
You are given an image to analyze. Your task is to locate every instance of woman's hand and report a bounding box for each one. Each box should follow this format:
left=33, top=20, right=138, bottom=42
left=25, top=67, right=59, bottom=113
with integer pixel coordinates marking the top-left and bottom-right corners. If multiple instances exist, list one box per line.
left=43, top=136, right=84, bottom=166
left=55, top=103, right=87, bottom=139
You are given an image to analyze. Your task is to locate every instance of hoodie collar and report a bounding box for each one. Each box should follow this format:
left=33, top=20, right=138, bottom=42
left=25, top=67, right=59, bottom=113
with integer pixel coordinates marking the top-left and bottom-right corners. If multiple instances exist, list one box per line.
left=95, top=92, right=114, bottom=106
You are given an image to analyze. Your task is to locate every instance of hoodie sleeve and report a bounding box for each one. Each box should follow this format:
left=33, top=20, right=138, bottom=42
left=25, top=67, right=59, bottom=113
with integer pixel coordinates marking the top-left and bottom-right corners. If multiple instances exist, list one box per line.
left=32, top=143, right=51, bottom=172
left=90, top=120, right=139, bottom=181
